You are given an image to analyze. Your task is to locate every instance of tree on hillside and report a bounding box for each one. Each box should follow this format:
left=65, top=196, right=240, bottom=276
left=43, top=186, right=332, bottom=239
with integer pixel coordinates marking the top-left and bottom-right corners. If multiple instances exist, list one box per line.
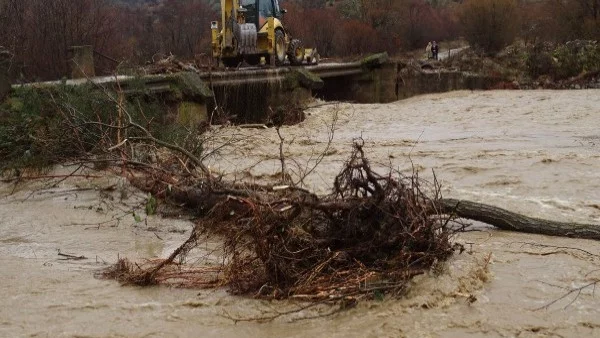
left=286, top=0, right=461, bottom=55
left=399, top=0, right=434, bottom=49
left=0, top=0, right=120, bottom=80
left=154, top=0, right=217, bottom=58
left=576, top=0, right=600, bottom=20
left=282, top=2, right=340, bottom=56
left=550, top=0, right=600, bottom=41
left=284, top=0, right=329, bottom=9
left=459, top=0, right=519, bottom=55
left=359, top=0, right=458, bottom=51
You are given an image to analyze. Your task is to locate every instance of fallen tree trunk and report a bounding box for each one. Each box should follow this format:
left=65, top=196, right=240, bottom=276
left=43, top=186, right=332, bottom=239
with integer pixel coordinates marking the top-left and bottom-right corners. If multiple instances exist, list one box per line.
left=440, top=198, right=600, bottom=240
left=146, top=182, right=600, bottom=241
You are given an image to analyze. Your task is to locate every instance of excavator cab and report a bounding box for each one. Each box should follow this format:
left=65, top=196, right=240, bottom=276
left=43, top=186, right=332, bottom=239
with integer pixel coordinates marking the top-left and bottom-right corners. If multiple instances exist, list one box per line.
left=240, top=0, right=284, bottom=30
left=211, top=0, right=316, bottom=67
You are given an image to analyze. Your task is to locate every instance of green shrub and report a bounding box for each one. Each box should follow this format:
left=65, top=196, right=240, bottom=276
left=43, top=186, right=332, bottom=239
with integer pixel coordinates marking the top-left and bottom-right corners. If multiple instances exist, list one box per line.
left=580, top=44, right=600, bottom=73
left=552, top=45, right=580, bottom=79
left=526, top=50, right=554, bottom=79
left=0, top=83, right=168, bottom=174
left=526, top=42, right=600, bottom=80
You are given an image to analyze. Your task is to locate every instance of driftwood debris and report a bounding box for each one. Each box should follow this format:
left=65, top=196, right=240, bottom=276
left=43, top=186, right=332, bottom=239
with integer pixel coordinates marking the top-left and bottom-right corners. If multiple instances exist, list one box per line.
left=57, top=250, right=87, bottom=260
left=103, top=140, right=600, bottom=305
left=440, top=198, right=600, bottom=240
left=105, top=142, right=462, bottom=301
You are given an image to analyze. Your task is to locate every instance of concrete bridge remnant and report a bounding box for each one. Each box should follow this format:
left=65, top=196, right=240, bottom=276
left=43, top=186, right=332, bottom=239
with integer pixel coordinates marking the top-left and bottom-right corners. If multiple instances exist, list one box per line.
left=202, top=52, right=398, bottom=123
left=312, top=53, right=397, bottom=104
left=9, top=51, right=504, bottom=127
left=13, top=53, right=397, bottom=126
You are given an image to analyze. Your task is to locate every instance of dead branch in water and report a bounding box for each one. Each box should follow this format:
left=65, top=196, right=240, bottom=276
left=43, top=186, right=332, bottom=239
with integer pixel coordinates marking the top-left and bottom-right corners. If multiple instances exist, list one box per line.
left=535, top=278, right=600, bottom=311
left=290, top=108, right=338, bottom=188
left=512, top=242, right=600, bottom=259
left=57, top=250, right=87, bottom=260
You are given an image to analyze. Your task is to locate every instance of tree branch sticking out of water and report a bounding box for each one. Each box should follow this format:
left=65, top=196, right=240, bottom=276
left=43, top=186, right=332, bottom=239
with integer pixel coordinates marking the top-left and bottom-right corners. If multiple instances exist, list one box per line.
left=535, top=278, right=600, bottom=311
left=82, top=78, right=212, bottom=178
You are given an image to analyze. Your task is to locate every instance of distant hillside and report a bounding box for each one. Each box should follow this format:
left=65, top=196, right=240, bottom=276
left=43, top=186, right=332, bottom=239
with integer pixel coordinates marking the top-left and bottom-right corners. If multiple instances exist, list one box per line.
left=111, top=0, right=156, bottom=4
left=112, top=0, right=220, bottom=11
left=111, top=0, right=218, bottom=5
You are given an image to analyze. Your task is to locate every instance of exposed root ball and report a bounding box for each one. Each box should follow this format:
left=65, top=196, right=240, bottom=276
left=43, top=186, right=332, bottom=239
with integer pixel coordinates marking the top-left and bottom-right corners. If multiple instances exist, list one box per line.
left=104, top=141, right=460, bottom=302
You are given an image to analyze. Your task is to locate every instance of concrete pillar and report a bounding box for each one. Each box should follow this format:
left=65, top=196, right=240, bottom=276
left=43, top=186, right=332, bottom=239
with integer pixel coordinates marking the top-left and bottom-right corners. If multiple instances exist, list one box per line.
left=374, top=63, right=399, bottom=103
left=0, top=47, right=11, bottom=100
left=266, top=69, right=323, bottom=124
left=351, top=62, right=399, bottom=103
left=177, top=101, right=208, bottom=125
left=69, top=45, right=95, bottom=79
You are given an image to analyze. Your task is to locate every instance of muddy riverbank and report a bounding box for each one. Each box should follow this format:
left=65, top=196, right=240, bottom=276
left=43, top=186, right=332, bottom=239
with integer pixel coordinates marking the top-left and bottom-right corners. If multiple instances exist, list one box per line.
left=1, top=89, right=600, bottom=337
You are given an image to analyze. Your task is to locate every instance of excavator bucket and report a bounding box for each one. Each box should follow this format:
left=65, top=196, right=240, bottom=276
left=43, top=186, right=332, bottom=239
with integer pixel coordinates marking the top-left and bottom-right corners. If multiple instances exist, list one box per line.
left=304, top=48, right=319, bottom=65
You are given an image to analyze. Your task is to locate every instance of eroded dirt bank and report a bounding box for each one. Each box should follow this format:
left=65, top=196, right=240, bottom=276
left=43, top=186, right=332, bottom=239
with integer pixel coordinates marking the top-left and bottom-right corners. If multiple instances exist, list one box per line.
left=1, top=89, right=600, bottom=337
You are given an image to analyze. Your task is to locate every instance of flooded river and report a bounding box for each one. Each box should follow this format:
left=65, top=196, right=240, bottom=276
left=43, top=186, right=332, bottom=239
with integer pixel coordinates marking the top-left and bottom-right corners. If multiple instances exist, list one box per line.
left=1, top=89, right=600, bottom=337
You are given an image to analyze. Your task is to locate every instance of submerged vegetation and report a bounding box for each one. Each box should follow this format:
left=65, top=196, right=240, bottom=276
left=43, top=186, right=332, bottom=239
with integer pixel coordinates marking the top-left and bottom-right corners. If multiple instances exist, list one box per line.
left=0, top=82, right=204, bottom=176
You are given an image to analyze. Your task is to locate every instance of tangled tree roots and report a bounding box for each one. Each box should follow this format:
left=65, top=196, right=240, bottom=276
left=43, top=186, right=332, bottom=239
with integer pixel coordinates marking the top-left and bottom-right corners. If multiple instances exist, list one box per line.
left=104, top=141, right=463, bottom=302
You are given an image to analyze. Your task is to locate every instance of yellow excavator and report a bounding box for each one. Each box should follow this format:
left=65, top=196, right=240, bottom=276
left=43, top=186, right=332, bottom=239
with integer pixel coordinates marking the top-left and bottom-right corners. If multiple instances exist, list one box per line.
left=211, top=0, right=318, bottom=67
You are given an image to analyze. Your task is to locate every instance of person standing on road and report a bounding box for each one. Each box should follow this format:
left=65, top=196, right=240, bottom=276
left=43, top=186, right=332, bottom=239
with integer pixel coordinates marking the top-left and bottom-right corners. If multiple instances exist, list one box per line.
left=426, top=41, right=432, bottom=59
left=432, top=41, right=439, bottom=60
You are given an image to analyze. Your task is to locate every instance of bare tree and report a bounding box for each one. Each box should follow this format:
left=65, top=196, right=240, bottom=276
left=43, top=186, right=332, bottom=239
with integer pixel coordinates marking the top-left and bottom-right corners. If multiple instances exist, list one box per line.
left=154, top=0, right=217, bottom=58
left=459, top=0, right=520, bottom=55
left=0, top=0, right=120, bottom=80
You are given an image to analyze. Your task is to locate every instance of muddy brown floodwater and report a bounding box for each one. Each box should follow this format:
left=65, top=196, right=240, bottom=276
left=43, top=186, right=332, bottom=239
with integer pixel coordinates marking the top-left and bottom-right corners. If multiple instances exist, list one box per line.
left=2, top=89, right=600, bottom=337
